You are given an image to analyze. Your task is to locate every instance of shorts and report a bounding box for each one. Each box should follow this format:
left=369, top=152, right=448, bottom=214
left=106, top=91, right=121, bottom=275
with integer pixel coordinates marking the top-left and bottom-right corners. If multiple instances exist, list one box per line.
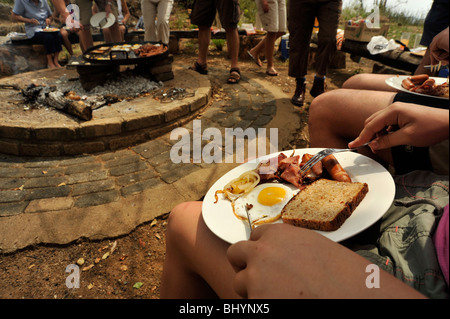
left=190, top=0, right=240, bottom=29
left=420, top=0, right=449, bottom=46
left=73, top=0, right=119, bottom=26
left=256, top=0, right=287, bottom=33
left=391, top=92, right=449, bottom=175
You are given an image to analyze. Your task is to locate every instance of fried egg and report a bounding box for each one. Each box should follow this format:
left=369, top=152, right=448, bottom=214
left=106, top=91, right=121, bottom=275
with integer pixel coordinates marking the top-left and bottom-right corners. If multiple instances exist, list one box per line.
left=233, top=183, right=298, bottom=226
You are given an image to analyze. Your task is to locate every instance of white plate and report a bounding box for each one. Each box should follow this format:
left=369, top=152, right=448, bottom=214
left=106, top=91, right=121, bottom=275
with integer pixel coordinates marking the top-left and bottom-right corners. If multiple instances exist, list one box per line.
left=41, top=27, right=60, bottom=33
left=90, top=12, right=116, bottom=29
left=385, top=75, right=448, bottom=100
left=202, top=149, right=395, bottom=244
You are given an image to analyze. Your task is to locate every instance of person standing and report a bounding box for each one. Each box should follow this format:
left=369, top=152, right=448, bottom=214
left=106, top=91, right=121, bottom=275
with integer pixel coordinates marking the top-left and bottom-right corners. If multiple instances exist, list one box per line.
left=116, top=0, right=130, bottom=41
left=141, top=0, right=174, bottom=45
left=247, top=0, right=287, bottom=76
left=289, top=0, right=342, bottom=106
left=93, top=0, right=130, bottom=42
left=414, top=0, right=449, bottom=75
left=189, top=0, right=241, bottom=84
left=51, top=0, right=122, bottom=52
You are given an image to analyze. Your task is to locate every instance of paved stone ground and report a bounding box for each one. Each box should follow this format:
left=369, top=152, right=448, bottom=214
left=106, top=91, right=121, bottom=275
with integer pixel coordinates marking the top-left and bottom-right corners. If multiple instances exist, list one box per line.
left=0, top=62, right=301, bottom=253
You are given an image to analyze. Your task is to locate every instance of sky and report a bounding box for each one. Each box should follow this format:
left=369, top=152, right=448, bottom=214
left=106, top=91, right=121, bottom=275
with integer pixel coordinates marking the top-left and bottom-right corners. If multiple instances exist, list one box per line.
left=342, top=0, right=433, bottom=18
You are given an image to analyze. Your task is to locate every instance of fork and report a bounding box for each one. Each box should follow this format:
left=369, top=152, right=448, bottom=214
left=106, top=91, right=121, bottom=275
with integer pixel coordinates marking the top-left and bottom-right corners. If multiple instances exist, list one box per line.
left=424, top=62, right=449, bottom=73
left=244, top=204, right=254, bottom=235
left=299, top=142, right=372, bottom=176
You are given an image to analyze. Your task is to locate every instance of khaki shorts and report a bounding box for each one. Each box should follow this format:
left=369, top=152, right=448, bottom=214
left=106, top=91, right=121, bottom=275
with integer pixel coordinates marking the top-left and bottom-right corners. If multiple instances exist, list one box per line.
left=349, top=170, right=449, bottom=299
left=190, top=0, right=240, bottom=29
left=72, top=0, right=118, bottom=26
left=256, top=0, right=287, bottom=33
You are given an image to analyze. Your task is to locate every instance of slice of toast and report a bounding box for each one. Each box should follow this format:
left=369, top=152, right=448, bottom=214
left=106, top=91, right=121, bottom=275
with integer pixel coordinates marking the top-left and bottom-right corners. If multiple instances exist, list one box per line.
left=281, top=179, right=369, bottom=231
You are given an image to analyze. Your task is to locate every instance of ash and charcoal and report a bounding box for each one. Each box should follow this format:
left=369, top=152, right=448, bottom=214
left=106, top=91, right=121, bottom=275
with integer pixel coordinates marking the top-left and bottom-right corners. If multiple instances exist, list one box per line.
left=20, top=72, right=164, bottom=120
left=54, top=72, right=164, bottom=102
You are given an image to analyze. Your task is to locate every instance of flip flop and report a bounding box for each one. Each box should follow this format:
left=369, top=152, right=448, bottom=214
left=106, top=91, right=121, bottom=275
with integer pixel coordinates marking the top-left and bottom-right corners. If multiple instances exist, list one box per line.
left=247, top=51, right=262, bottom=67
left=266, top=70, right=279, bottom=76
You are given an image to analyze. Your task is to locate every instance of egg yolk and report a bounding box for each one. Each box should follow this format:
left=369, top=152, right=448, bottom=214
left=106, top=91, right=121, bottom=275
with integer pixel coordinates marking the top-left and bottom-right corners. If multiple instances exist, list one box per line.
left=257, top=187, right=286, bottom=206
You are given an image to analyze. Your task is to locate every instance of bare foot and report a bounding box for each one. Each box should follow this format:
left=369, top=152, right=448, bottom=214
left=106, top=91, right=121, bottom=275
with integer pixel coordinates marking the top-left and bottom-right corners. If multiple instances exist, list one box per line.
left=247, top=50, right=262, bottom=67
left=266, top=67, right=278, bottom=76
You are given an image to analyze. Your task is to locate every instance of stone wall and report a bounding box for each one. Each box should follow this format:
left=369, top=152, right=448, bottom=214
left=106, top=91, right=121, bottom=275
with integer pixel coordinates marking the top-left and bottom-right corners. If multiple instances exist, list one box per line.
left=0, top=43, right=47, bottom=77
left=0, top=3, right=48, bottom=77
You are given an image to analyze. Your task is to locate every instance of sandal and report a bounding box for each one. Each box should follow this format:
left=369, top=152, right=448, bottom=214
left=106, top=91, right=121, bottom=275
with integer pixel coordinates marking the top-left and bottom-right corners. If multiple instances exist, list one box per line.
left=189, top=61, right=208, bottom=75
left=227, top=67, right=241, bottom=84
left=247, top=51, right=262, bottom=67
left=266, top=69, right=279, bottom=76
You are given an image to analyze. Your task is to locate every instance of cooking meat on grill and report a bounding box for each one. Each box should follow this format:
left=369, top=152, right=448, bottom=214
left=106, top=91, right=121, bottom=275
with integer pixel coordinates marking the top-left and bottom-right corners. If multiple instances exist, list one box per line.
left=134, top=44, right=167, bottom=57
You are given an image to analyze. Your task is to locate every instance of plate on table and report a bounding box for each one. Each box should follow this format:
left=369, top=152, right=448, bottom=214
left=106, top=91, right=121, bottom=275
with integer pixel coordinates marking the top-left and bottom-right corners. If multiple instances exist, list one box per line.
left=41, top=27, right=60, bottom=33
left=385, top=75, right=449, bottom=100
left=90, top=12, right=116, bottom=29
left=202, top=149, right=395, bottom=244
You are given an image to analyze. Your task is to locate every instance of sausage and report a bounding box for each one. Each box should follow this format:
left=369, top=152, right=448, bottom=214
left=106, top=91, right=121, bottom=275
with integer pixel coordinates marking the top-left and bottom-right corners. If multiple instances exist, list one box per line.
left=409, top=74, right=429, bottom=85
left=414, top=78, right=436, bottom=93
left=301, top=153, right=323, bottom=177
left=322, top=154, right=352, bottom=182
left=401, top=78, right=415, bottom=90
left=420, top=78, right=435, bottom=89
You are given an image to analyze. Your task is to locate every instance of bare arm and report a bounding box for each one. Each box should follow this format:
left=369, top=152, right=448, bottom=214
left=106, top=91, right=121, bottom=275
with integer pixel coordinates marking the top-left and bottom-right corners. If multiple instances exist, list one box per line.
left=51, top=0, right=69, bottom=21
left=121, top=0, right=130, bottom=25
left=349, top=102, right=449, bottom=151
left=227, top=224, right=426, bottom=299
left=11, top=11, right=39, bottom=25
left=429, top=27, right=449, bottom=65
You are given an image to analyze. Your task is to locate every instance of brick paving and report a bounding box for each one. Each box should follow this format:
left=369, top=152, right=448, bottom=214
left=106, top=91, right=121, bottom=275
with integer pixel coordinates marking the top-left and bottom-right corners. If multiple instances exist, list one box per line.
left=0, top=63, right=301, bottom=253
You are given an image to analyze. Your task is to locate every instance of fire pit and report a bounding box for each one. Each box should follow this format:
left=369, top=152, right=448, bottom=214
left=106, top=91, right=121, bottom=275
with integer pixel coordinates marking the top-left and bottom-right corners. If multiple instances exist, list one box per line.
left=72, top=42, right=172, bottom=91
left=0, top=63, right=211, bottom=157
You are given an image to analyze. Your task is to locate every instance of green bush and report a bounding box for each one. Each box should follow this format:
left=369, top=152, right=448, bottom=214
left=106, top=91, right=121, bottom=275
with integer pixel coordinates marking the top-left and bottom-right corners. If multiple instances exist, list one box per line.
left=239, top=0, right=257, bottom=25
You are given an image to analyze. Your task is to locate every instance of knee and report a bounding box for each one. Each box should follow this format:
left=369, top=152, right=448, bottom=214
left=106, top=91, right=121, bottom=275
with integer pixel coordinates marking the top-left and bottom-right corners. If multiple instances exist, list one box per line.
left=224, top=26, right=238, bottom=34
left=156, top=19, right=169, bottom=28
left=342, top=73, right=369, bottom=89
left=309, top=90, right=334, bottom=119
left=308, top=90, right=343, bottom=131
left=166, top=201, right=202, bottom=242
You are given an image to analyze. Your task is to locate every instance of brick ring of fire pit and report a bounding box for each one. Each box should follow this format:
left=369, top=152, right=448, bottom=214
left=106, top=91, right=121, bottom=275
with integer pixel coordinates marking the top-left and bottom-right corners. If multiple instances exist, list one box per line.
left=0, top=67, right=210, bottom=157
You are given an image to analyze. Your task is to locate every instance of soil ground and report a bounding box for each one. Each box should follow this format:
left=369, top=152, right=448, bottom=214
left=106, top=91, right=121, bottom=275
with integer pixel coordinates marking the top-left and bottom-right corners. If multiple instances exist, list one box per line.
left=0, top=50, right=376, bottom=299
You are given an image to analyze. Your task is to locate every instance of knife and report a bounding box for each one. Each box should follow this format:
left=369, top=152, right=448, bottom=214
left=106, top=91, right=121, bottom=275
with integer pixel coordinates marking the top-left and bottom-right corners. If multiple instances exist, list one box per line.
left=99, top=17, right=108, bottom=28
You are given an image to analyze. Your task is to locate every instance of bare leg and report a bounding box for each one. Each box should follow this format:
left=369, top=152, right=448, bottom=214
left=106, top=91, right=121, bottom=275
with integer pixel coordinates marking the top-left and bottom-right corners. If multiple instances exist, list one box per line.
left=53, top=52, right=61, bottom=67
left=225, top=27, right=239, bottom=70
left=46, top=54, right=56, bottom=68
left=160, top=201, right=240, bottom=299
left=103, top=22, right=122, bottom=43
left=60, top=29, right=74, bottom=55
left=414, top=48, right=432, bottom=75
left=248, top=36, right=265, bottom=67
left=196, top=25, right=211, bottom=66
left=265, top=31, right=284, bottom=75
left=78, top=26, right=93, bottom=52
left=342, top=74, right=398, bottom=91
left=308, top=89, right=396, bottom=165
